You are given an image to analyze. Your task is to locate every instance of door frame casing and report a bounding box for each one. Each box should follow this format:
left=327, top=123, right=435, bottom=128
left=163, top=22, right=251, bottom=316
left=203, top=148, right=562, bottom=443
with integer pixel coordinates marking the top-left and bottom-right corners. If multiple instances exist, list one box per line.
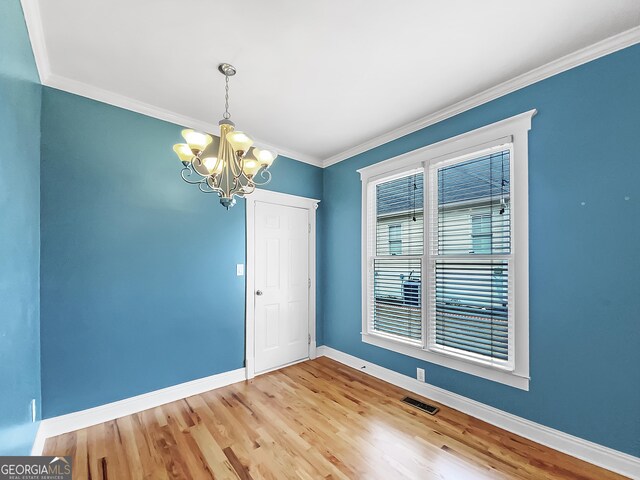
left=245, top=189, right=320, bottom=379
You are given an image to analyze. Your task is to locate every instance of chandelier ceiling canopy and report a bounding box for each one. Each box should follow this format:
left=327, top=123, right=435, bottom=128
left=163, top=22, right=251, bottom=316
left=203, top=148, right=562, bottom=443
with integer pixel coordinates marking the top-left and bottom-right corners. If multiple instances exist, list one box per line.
left=172, top=63, right=277, bottom=209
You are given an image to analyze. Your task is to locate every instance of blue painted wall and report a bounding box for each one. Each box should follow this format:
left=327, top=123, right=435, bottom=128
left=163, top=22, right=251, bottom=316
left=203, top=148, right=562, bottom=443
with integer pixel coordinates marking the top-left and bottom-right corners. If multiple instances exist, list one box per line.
left=321, top=44, right=640, bottom=456
left=0, top=0, right=42, bottom=455
left=6, top=0, right=638, bottom=457
left=40, top=88, right=323, bottom=417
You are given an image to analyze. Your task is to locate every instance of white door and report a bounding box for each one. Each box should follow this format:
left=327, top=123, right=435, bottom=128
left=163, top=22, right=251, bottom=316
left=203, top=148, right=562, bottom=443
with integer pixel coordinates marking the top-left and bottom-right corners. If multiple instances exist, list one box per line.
left=254, top=201, right=310, bottom=373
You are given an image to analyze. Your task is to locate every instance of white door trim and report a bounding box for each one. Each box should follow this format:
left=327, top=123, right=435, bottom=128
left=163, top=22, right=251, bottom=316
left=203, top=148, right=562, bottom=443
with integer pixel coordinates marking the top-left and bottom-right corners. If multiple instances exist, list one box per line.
left=245, top=189, right=320, bottom=379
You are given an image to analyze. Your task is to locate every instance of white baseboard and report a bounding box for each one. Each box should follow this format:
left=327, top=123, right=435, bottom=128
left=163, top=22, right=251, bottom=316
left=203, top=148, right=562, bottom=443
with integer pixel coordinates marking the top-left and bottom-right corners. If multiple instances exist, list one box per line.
left=317, top=345, right=640, bottom=479
left=31, top=367, right=246, bottom=456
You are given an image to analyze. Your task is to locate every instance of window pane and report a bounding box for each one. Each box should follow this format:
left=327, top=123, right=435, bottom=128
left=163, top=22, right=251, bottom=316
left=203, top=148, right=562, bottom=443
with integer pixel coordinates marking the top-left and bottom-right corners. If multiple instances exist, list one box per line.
left=438, top=150, right=510, bottom=255
left=434, top=260, right=509, bottom=361
left=373, top=258, right=422, bottom=342
left=471, top=214, right=493, bottom=254
left=376, top=173, right=423, bottom=256
left=388, top=225, right=402, bottom=255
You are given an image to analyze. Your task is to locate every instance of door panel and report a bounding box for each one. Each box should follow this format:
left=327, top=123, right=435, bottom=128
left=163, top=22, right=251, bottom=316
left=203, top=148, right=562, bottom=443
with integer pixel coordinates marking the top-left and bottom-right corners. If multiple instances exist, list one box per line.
left=254, top=202, right=309, bottom=373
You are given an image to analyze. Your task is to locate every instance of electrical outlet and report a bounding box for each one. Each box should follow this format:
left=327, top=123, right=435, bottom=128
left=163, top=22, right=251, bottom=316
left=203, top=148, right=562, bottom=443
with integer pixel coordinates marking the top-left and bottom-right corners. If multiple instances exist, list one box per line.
left=236, top=264, right=244, bottom=276
left=416, top=368, right=425, bottom=382
left=30, top=399, right=36, bottom=422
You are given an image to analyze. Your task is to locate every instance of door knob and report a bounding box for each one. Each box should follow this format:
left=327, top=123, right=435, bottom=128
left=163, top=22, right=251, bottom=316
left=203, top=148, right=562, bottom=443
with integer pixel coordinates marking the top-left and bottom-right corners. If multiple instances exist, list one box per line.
left=256, top=290, right=263, bottom=296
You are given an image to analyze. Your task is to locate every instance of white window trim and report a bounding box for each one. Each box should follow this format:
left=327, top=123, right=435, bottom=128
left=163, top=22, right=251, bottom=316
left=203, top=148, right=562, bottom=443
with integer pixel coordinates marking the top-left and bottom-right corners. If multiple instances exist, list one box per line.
left=358, top=110, right=535, bottom=390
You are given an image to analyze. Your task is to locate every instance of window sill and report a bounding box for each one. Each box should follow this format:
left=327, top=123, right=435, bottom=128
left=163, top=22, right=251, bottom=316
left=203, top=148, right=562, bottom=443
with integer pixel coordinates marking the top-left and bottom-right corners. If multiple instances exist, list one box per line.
left=362, top=333, right=529, bottom=390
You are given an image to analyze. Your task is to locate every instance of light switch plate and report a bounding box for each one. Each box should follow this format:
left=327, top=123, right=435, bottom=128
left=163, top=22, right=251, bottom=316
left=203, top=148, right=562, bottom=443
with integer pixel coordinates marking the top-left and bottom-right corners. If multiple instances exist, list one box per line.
left=416, top=368, right=425, bottom=382
left=236, top=264, right=244, bottom=276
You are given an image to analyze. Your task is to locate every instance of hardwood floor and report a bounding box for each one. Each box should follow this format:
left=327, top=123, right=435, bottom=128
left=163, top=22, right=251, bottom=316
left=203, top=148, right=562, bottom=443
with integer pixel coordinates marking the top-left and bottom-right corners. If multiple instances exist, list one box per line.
left=44, top=357, right=626, bottom=479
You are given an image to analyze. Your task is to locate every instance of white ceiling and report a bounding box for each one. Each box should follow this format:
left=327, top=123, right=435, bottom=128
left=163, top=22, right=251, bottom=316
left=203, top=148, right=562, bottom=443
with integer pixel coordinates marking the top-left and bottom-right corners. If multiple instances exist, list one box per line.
left=25, top=0, right=640, bottom=165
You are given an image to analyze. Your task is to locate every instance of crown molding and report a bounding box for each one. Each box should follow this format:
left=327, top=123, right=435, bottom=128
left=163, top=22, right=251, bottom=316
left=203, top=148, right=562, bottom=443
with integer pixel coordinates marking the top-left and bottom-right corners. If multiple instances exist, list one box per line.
left=42, top=74, right=324, bottom=167
left=19, top=0, right=640, bottom=169
left=20, top=0, right=50, bottom=82
left=322, top=26, right=640, bottom=167
left=19, top=0, right=322, bottom=168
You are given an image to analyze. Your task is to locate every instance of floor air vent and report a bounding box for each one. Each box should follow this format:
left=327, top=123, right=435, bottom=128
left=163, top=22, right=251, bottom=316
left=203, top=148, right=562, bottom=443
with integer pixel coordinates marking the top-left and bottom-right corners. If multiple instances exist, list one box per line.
left=402, top=396, right=439, bottom=415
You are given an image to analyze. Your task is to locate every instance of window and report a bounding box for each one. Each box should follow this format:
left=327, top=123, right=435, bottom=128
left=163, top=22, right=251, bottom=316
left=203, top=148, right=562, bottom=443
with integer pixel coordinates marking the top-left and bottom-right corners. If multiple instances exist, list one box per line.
left=360, top=110, right=534, bottom=390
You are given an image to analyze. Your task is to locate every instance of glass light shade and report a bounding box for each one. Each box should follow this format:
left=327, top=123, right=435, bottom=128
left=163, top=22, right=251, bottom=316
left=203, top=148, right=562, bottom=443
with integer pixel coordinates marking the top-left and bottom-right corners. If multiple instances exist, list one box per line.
left=243, top=159, right=262, bottom=177
left=192, top=156, right=215, bottom=176
left=173, top=143, right=194, bottom=162
left=204, top=157, right=223, bottom=174
left=181, top=129, right=213, bottom=153
left=226, top=131, right=254, bottom=155
left=253, top=148, right=278, bottom=167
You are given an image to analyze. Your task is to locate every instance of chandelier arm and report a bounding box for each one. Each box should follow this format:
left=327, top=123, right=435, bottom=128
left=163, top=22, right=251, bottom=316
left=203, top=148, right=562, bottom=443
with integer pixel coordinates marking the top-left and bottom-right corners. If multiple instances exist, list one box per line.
left=232, top=156, right=245, bottom=180
left=230, top=176, right=242, bottom=196
left=207, top=175, right=221, bottom=190
left=191, top=157, right=213, bottom=178
left=251, top=168, right=272, bottom=186
left=199, top=177, right=212, bottom=191
left=242, top=182, right=256, bottom=195
left=181, top=165, right=208, bottom=185
left=224, top=146, right=233, bottom=199
left=233, top=170, right=249, bottom=186
left=227, top=177, right=249, bottom=199
left=228, top=151, right=244, bottom=180
left=198, top=182, right=219, bottom=194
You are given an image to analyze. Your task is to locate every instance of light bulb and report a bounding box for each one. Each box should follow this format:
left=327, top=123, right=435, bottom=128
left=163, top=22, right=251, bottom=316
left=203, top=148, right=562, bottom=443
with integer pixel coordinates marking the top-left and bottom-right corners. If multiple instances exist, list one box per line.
left=226, top=131, right=254, bottom=156
left=243, top=159, right=262, bottom=178
left=173, top=144, right=194, bottom=162
left=181, top=129, right=213, bottom=153
left=253, top=148, right=278, bottom=167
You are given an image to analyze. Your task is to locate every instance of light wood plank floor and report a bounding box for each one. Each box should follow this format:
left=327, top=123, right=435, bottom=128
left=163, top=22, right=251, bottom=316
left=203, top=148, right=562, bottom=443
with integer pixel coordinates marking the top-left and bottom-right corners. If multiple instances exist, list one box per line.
left=44, top=357, right=626, bottom=479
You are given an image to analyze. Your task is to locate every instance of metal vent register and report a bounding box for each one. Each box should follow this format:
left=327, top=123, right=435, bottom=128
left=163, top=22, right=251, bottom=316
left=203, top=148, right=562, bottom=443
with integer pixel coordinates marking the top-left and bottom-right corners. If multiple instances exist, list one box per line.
left=402, top=396, right=439, bottom=415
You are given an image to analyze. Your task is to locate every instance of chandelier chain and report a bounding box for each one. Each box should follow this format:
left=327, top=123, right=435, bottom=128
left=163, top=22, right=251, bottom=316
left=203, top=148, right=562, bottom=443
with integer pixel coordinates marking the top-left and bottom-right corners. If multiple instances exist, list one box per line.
left=223, top=74, right=231, bottom=119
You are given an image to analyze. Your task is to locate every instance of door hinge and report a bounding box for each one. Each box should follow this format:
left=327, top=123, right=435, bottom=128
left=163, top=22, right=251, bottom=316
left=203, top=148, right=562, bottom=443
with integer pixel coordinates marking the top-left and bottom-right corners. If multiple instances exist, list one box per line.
left=308, top=334, right=311, bottom=345
left=308, top=223, right=311, bottom=233
left=308, top=278, right=311, bottom=288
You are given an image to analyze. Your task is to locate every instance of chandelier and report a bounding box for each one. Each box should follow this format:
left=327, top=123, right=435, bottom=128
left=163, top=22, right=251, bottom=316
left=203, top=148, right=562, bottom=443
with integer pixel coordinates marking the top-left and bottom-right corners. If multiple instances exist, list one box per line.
left=172, top=63, right=277, bottom=209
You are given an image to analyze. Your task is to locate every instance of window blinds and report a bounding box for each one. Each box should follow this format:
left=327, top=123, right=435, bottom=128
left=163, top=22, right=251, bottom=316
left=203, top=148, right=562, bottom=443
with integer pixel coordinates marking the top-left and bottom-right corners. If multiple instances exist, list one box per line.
left=433, top=260, right=509, bottom=361
left=428, top=147, right=514, bottom=367
left=369, top=173, right=424, bottom=342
